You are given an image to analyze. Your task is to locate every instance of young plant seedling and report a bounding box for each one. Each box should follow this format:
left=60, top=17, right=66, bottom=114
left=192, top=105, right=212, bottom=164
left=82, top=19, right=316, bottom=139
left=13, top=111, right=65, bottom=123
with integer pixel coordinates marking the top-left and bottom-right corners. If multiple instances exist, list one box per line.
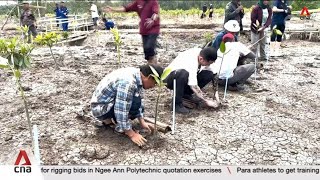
left=34, top=32, right=61, bottom=68
left=214, top=41, right=231, bottom=102
left=17, top=25, right=30, bottom=43
left=110, top=28, right=122, bottom=64
left=0, top=37, right=34, bottom=144
left=149, top=66, right=172, bottom=136
left=203, top=32, right=213, bottom=44
left=61, top=31, right=70, bottom=40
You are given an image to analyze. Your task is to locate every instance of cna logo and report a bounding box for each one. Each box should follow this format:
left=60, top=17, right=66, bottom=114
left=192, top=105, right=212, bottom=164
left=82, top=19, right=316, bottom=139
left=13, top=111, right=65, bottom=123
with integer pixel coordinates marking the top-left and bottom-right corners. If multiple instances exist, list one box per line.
left=14, top=150, right=32, bottom=173
left=300, top=6, right=310, bottom=16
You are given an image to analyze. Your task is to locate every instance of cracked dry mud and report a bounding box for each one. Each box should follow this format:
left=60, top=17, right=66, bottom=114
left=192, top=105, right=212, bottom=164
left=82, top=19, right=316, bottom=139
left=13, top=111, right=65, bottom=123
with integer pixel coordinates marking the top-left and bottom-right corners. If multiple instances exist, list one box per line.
left=0, top=19, right=320, bottom=165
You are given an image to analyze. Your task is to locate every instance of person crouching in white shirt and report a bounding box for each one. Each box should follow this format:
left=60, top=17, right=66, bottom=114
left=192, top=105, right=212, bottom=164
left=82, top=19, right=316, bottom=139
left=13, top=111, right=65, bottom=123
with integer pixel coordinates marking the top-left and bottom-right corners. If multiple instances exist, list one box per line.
left=211, top=33, right=256, bottom=91
left=164, top=47, right=218, bottom=114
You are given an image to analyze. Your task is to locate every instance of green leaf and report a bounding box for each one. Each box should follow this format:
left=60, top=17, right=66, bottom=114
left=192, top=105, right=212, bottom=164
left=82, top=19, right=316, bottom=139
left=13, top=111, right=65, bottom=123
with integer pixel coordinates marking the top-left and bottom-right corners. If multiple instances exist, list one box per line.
left=18, top=59, right=23, bottom=67
left=0, top=64, right=8, bottom=69
left=219, top=41, right=226, bottom=53
left=149, top=65, right=160, bottom=78
left=14, top=69, right=21, bottom=78
left=160, top=68, right=172, bottom=81
left=161, top=82, right=167, bottom=87
left=275, top=29, right=283, bottom=35
left=24, top=57, right=31, bottom=67
left=150, top=74, right=160, bottom=85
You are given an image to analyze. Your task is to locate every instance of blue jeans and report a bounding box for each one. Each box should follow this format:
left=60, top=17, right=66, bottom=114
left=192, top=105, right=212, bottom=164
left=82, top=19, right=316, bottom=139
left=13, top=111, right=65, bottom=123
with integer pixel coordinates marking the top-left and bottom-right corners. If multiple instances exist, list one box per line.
left=96, top=96, right=144, bottom=122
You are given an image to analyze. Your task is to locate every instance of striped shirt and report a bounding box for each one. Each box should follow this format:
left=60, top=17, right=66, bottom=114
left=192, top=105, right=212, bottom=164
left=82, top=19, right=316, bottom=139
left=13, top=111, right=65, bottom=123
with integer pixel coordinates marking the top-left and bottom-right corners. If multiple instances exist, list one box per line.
left=91, top=67, right=143, bottom=132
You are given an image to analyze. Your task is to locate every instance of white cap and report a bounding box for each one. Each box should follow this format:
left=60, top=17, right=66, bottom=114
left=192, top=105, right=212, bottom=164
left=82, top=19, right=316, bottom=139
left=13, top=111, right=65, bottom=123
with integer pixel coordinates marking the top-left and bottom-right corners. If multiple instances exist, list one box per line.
left=224, top=20, right=240, bottom=33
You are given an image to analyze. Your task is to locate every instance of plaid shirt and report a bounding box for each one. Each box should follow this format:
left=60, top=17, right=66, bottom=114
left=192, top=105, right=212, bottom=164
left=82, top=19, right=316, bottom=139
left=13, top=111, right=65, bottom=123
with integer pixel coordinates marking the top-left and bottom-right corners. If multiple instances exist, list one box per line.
left=91, top=67, right=143, bottom=132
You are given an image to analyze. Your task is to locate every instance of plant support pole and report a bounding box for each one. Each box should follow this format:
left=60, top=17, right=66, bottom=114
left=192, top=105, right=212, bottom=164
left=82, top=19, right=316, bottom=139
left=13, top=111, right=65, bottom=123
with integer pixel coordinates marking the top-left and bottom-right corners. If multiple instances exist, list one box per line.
left=172, top=78, right=176, bottom=134
left=33, top=125, right=41, bottom=165
left=223, top=77, right=229, bottom=101
left=117, top=46, right=120, bottom=64
left=254, top=50, right=258, bottom=81
left=154, top=90, right=160, bottom=136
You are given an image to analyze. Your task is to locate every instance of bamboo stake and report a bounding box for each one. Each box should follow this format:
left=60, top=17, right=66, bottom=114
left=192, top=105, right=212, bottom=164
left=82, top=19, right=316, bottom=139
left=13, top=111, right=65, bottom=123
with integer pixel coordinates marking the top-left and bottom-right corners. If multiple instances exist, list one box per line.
left=33, top=125, right=41, bottom=165
left=144, top=117, right=172, bottom=134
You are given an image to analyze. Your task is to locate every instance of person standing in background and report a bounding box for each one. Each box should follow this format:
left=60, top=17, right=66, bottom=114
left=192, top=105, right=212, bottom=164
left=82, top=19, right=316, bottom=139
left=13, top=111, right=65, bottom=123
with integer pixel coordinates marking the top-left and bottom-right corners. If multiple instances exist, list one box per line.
left=54, top=3, right=60, bottom=27
left=201, top=3, right=208, bottom=19
left=20, top=2, right=37, bottom=43
left=209, top=4, right=214, bottom=19
left=103, top=0, right=160, bottom=64
left=60, top=1, right=69, bottom=31
left=250, top=0, right=272, bottom=61
left=90, top=2, right=99, bottom=27
left=224, top=0, right=244, bottom=33
left=270, top=0, right=291, bottom=57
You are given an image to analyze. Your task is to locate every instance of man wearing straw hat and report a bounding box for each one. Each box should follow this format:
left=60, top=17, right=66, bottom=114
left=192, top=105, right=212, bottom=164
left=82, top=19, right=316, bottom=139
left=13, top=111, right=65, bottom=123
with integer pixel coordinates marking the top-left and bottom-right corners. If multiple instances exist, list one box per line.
left=20, top=1, right=37, bottom=43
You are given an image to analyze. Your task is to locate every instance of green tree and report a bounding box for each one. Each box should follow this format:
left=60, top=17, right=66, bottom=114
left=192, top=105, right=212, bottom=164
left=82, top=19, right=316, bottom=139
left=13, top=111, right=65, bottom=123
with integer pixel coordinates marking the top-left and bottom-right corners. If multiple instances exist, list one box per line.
left=0, top=37, right=34, bottom=142
left=34, top=32, right=61, bottom=68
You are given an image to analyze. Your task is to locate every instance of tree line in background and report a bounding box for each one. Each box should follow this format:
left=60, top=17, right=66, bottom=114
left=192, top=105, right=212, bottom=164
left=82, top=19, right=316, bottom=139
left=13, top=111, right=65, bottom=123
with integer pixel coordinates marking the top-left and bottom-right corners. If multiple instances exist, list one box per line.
left=0, top=0, right=319, bottom=17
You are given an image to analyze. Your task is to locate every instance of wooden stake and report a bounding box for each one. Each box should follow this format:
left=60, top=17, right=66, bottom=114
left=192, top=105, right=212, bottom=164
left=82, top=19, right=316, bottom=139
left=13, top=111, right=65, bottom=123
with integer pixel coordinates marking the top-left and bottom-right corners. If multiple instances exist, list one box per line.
left=144, top=117, right=172, bottom=134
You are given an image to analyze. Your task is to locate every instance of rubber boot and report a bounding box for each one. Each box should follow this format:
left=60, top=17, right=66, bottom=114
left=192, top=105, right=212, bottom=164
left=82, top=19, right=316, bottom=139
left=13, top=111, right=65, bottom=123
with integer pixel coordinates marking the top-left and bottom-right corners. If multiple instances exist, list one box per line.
left=270, top=42, right=276, bottom=57
left=275, top=42, right=282, bottom=57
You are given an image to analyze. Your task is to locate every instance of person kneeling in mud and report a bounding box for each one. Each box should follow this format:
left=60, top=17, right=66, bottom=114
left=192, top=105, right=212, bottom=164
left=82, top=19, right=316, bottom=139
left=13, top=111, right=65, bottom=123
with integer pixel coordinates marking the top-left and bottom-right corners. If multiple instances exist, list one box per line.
left=164, top=47, right=219, bottom=114
left=211, top=33, right=256, bottom=91
left=102, top=18, right=115, bottom=30
left=90, top=65, right=163, bottom=146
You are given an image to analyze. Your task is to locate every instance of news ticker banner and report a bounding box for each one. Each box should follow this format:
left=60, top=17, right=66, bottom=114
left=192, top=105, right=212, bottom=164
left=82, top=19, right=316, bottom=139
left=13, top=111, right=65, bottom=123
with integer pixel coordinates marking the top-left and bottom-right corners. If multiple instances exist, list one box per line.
left=1, top=166, right=320, bottom=180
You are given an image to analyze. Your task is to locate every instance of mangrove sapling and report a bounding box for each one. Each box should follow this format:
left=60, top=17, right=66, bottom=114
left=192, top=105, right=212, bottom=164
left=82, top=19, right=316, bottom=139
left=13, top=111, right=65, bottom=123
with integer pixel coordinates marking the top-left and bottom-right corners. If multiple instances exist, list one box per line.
left=17, top=25, right=30, bottom=43
left=214, top=41, right=231, bottom=102
left=149, top=66, right=172, bottom=136
left=0, top=37, right=34, bottom=144
left=203, top=32, right=213, bottom=45
left=110, top=28, right=122, bottom=65
left=34, top=32, right=61, bottom=68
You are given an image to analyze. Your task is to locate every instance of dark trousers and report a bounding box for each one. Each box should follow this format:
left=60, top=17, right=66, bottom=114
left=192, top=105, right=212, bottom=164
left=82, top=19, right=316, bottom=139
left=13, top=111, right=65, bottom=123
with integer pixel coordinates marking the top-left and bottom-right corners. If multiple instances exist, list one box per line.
left=218, top=64, right=255, bottom=86
left=96, top=96, right=143, bottom=121
left=271, top=23, right=285, bottom=42
left=62, top=19, right=68, bottom=31
left=25, top=25, right=37, bottom=43
left=142, top=34, right=158, bottom=60
left=165, top=69, right=214, bottom=105
left=93, top=17, right=98, bottom=26
left=209, top=12, right=213, bottom=18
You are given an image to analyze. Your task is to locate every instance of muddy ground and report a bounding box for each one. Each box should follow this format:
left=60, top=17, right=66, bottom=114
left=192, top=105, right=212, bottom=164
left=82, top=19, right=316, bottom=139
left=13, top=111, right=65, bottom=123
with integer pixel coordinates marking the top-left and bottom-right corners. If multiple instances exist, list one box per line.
left=0, top=15, right=320, bottom=165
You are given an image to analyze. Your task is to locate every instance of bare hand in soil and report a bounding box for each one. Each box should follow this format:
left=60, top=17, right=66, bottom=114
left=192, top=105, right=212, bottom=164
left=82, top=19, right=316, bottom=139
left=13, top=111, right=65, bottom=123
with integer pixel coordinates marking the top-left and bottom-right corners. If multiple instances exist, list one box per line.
left=140, top=121, right=154, bottom=134
left=204, top=99, right=219, bottom=108
left=144, top=18, right=154, bottom=29
left=214, top=91, right=220, bottom=103
left=130, top=132, right=147, bottom=147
